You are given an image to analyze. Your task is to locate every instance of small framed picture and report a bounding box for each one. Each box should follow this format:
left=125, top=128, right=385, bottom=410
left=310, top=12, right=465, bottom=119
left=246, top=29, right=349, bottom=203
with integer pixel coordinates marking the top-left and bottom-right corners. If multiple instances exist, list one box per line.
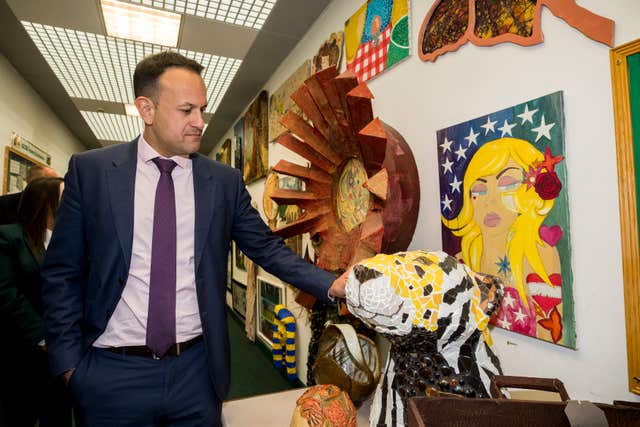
left=226, top=251, right=233, bottom=291
left=232, top=280, right=247, bottom=319
left=233, top=241, right=246, bottom=272
left=256, top=277, right=284, bottom=347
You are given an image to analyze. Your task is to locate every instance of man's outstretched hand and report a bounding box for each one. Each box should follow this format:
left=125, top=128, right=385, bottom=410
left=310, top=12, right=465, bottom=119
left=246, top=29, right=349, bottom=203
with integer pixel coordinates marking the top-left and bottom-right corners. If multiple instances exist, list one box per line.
left=328, top=268, right=350, bottom=300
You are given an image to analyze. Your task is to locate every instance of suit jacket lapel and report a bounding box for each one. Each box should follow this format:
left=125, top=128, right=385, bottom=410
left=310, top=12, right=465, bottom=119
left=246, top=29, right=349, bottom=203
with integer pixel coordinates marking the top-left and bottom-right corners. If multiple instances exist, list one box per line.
left=107, top=141, right=137, bottom=271
left=192, top=155, right=216, bottom=272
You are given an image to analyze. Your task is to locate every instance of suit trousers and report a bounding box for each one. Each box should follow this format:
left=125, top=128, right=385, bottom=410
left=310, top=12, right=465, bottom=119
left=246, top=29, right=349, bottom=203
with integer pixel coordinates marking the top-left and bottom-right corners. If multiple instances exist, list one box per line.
left=70, top=340, right=221, bottom=427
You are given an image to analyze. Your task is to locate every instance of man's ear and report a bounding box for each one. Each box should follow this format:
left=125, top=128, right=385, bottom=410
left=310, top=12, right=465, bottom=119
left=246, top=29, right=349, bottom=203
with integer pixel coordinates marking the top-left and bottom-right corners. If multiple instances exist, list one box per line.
left=135, top=96, right=155, bottom=125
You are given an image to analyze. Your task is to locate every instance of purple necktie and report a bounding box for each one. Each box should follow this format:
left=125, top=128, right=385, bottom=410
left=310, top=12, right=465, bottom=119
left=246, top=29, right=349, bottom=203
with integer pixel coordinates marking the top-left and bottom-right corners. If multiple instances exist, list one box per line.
left=146, top=157, right=177, bottom=357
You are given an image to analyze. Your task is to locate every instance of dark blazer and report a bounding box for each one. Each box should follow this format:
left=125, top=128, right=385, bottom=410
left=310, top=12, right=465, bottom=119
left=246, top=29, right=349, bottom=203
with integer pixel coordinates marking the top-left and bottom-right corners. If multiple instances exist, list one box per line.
left=41, top=139, right=335, bottom=399
left=0, top=192, right=21, bottom=225
left=0, top=223, right=44, bottom=346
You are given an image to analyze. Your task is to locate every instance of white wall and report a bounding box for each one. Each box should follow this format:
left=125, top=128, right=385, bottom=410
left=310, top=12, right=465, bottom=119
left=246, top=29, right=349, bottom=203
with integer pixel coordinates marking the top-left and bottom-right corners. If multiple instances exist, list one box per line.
left=0, top=53, right=85, bottom=183
left=213, top=0, right=640, bottom=403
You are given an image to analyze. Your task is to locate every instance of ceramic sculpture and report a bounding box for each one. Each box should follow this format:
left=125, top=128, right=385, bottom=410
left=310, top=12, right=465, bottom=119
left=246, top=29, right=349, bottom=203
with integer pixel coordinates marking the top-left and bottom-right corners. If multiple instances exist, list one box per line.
left=290, top=384, right=357, bottom=427
left=345, top=250, right=504, bottom=427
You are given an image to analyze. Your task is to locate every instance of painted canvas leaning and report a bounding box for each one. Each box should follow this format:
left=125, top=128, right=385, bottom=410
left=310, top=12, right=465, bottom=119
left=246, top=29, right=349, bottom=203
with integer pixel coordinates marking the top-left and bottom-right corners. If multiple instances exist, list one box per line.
left=437, top=91, right=575, bottom=348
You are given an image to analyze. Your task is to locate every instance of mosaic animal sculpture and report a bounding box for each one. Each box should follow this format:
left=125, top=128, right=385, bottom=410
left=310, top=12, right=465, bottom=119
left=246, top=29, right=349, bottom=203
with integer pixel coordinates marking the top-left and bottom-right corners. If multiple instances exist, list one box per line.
left=345, top=250, right=504, bottom=427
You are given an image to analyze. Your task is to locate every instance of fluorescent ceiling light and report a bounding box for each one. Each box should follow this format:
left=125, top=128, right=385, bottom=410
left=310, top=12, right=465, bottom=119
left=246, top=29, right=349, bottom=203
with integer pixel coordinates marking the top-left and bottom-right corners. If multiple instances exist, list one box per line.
left=120, top=0, right=277, bottom=29
left=125, top=103, right=140, bottom=116
left=101, top=0, right=181, bottom=47
left=81, top=111, right=143, bottom=142
left=22, top=21, right=242, bottom=114
left=81, top=111, right=208, bottom=142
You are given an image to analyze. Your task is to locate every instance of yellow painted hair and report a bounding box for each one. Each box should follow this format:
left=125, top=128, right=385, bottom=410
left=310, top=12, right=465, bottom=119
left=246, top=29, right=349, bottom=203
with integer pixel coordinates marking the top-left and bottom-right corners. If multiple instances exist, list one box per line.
left=442, top=138, right=555, bottom=305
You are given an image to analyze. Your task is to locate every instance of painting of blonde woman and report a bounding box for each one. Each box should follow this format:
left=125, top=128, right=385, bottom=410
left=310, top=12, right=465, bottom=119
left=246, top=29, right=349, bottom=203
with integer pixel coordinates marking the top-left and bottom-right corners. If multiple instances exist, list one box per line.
left=438, top=92, right=575, bottom=347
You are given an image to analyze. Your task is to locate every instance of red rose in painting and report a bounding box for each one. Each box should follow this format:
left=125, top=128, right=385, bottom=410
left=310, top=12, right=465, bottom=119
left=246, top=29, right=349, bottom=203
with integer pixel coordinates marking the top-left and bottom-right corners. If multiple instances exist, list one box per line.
left=534, top=171, right=562, bottom=200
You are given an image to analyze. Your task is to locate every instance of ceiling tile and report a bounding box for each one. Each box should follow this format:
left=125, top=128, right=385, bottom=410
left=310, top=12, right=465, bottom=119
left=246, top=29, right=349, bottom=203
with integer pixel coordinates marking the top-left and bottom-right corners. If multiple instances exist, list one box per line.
left=22, top=21, right=242, bottom=114
left=80, top=111, right=143, bottom=142
left=121, top=0, right=277, bottom=29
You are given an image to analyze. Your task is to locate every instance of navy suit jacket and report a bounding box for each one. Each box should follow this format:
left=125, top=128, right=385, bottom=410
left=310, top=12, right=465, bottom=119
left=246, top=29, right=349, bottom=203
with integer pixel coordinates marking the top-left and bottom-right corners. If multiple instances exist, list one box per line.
left=41, top=139, right=335, bottom=399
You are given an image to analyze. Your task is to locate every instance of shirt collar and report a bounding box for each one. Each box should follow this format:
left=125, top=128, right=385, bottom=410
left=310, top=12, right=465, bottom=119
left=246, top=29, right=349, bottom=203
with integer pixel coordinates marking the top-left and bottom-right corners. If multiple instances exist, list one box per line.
left=137, top=134, right=191, bottom=170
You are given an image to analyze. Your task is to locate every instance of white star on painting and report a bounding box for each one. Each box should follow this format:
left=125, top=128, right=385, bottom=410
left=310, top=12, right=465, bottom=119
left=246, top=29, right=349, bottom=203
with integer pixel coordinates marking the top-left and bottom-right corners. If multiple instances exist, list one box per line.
left=498, top=120, right=516, bottom=137
left=454, top=144, right=467, bottom=160
left=498, top=316, right=512, bottom=329
left=449, top=176, right=462, bottom=194
left=517, top=104, right=538, bottom=125
left=531, top=115, right=555, bottom=142
left=441, top=194, right=452, bottom=212
left=502, top=292, right=516, bottom=308
left=440, top=137, right=453, bottom=153
left=441, top=157, right=453, bottom=174
left=513, top=307, right=528, bottom=324
left=481, top=116, right=497, bottom=135
left=464, top=127, right=480, bottom=146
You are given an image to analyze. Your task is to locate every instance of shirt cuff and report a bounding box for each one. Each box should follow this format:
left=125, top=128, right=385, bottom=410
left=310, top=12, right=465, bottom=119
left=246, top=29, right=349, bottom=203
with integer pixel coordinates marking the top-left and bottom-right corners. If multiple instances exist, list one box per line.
left=327, top=289, right=336, bottom=303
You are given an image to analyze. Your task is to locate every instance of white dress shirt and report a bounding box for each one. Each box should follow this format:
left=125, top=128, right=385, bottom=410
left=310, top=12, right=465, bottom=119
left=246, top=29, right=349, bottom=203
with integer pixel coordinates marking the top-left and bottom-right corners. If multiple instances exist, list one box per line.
left=94, top=136, right=202, bottom=347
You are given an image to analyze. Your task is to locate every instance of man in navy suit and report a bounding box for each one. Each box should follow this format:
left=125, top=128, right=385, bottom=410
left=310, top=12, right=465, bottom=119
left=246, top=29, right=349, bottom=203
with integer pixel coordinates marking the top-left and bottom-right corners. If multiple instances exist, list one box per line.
left=41, top=51, right=347, bottom=426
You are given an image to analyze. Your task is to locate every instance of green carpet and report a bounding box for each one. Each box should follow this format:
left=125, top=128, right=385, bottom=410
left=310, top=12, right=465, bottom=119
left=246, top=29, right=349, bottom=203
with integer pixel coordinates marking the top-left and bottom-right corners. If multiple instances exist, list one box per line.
left=226, top=309, right=301, bottom=400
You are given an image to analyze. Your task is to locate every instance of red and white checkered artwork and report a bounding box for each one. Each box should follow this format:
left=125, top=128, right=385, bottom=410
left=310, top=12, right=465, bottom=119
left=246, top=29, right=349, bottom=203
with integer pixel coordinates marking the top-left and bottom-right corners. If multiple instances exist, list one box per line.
left=346, top=25, right=392, bottom=83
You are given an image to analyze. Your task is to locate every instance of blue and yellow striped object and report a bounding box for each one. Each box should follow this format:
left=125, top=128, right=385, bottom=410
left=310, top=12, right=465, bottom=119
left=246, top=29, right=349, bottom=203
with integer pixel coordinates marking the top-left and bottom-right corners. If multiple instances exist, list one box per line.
left=271, top=304, right=297, bottom=380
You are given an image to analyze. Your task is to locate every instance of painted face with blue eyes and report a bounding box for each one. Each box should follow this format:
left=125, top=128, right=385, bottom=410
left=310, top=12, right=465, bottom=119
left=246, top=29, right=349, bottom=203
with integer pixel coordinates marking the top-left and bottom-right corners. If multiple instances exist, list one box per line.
left=469, top=158, right=524, bottom=234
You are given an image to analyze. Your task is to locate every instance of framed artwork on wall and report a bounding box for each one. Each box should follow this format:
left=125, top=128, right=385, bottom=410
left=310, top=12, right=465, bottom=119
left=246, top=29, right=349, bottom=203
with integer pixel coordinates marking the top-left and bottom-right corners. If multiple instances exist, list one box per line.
left=234, top=118, right=244, bottom=171
left=268, top=60, right=310, bottom=142
left=215, top=138, right=232, bottom=165
left=312, top=31, right=344, bottom=74
left=256, top=277, right=284, bottom=347
left=3, top=146, right=48, bottom=195
left=232, top=280, right=247, bottom=320
left=243, top=90, right=269, bottom=184
left=417, top=0, right=614, bottom=62
left=610, top=37, right=640, bottom=395
left=263, top=171, right=304, bottom=256
left=226, top=251, right=233, bottom=291
left=345, top=0, right=410, bottom=82
left=437, top=91, right=575, bottom=348
left=233, top=241, right=246, bottom=273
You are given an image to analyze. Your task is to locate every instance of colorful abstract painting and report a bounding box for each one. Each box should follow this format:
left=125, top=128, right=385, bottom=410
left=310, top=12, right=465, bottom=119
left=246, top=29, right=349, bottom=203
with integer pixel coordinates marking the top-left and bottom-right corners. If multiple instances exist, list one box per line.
left=344, top=0, right=410, bottom=82
left=437, top=91, right=575, bottom=348
left=233, top=118, right=243, bottom=171
left=269, top=61, right=311, bottom=143
left=418, top=0, right=614, bottom=62
left=243, top=90, right=269, bottom=184
left=312, top=32, right=344, bottom=74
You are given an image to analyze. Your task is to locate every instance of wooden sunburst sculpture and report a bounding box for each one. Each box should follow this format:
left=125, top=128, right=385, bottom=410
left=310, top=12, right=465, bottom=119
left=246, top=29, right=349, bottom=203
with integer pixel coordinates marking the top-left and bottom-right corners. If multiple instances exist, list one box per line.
left=271, top=65, right=420, bottom=273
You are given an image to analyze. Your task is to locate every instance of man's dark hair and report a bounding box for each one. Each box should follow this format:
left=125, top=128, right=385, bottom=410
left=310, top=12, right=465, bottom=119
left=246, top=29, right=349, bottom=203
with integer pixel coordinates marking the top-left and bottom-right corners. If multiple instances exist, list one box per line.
left=133, top=51, right=204, bottom=99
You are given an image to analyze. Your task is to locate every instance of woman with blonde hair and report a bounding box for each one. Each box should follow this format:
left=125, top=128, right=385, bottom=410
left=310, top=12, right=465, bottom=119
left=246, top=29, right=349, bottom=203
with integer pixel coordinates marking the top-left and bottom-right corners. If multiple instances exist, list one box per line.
left=443, top=137, right=565, bottom=342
